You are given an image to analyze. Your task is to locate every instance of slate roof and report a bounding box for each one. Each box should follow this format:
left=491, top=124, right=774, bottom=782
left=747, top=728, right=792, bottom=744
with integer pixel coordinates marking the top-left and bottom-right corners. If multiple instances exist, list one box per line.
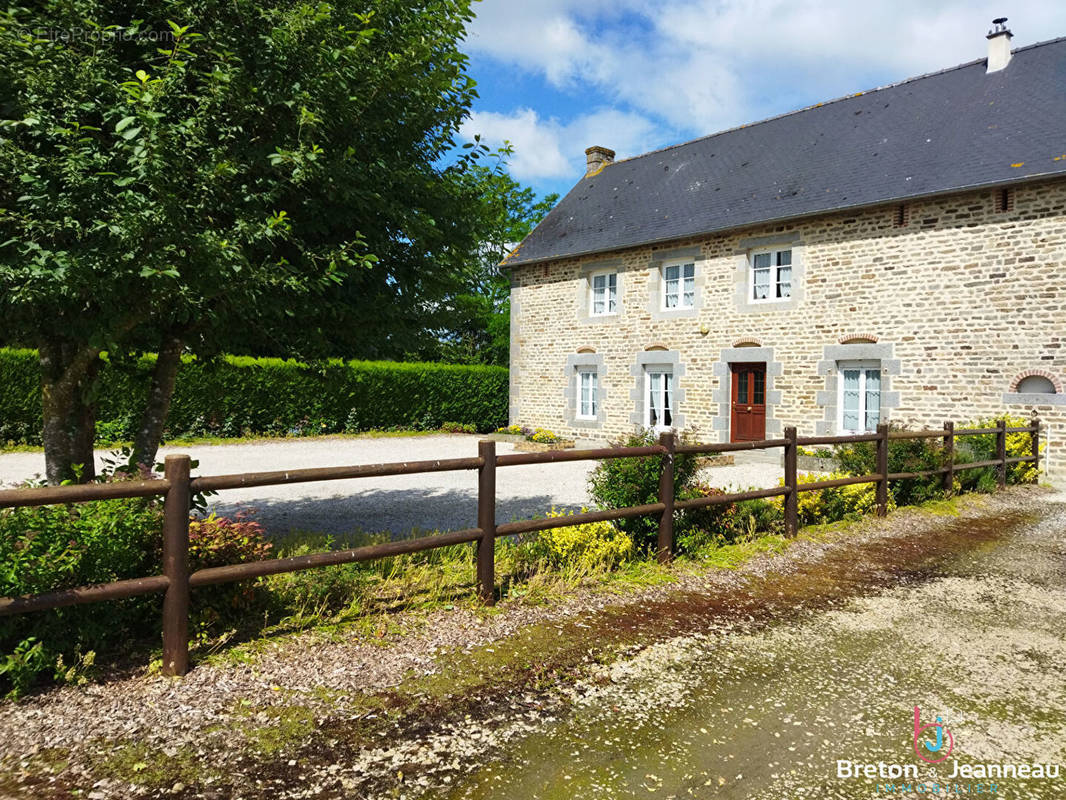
left=505, top=36, right=1066, bottom=267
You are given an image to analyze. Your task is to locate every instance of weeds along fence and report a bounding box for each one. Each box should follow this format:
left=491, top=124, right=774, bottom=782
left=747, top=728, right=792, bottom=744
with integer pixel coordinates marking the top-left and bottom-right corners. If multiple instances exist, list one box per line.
left=0, top=419, right=1042, bottom=677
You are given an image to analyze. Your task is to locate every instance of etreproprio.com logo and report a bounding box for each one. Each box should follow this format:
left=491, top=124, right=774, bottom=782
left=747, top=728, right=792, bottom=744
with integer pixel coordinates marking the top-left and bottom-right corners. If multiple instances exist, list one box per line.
left=15, top=28, right=177, bottom=43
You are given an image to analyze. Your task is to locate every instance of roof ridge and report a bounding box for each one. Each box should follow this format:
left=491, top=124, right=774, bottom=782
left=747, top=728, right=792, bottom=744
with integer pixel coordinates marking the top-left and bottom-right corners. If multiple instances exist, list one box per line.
left=606, top=35, right=1066, bottom=169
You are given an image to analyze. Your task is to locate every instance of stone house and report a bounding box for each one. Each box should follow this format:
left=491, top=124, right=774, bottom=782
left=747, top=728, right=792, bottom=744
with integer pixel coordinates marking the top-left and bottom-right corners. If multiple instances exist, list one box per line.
left=503, top=22, right=1066, bottom=478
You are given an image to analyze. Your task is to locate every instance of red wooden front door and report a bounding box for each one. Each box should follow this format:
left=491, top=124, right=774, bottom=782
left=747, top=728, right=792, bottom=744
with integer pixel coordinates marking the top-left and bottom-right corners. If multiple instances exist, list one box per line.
left=730, top=363, right=767, bottom=442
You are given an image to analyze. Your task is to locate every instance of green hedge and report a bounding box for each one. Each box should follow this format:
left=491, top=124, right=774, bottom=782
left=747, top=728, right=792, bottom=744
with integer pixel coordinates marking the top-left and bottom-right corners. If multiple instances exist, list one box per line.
left=0, top=349, right=508, bottom=444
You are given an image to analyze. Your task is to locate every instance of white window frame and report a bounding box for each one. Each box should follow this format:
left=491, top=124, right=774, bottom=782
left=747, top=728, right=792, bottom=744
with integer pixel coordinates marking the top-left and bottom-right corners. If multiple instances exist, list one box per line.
left=749, top=247, right=793, bottom=303
left=576, top=368, right=599, bottom=420
left=837, top=360, right=882, bottom=434
left=661, top=261, right=695, bottom=310
left=644, top=367, right=675, bottom=431
left=589, top=270, right=618, bottom=317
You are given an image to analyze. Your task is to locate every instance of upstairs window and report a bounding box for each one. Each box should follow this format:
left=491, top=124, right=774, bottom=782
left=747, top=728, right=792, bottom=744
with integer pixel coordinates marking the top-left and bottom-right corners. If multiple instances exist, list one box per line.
left=590, top=271, right=618, bottom=316
left=662, top=262, right=695, bottom=309
left=751, top=248, right=792, bottom=302
left=839, top=361, right=881, bottom=433
left=577, top=369, right=599, bottom=419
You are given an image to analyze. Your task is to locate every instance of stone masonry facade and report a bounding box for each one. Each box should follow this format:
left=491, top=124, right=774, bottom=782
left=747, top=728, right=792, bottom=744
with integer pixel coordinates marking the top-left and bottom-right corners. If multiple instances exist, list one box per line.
left=508, top=178, right=1066, bottom=479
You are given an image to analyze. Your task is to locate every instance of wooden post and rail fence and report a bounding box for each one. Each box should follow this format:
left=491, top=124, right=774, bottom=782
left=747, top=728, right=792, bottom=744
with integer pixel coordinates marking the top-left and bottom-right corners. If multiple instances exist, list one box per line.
left=0, top=417, right=1042, bottom=677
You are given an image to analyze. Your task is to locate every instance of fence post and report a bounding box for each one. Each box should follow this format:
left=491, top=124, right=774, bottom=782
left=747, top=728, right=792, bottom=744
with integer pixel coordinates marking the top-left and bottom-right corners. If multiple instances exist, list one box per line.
left=162, top=454, right=191, bottom=677
left=996, top=418, right=1008, bottom=490
left=477, top=439, right=497, bottom=604
left=875, top=423, right=889, bottom=517
left=783, top=426, right=798, bottom=537
left=1031, top=417, right=1041, bottom=483
left=657, top=431, right=676, bottom=564
left=942, top=421, right=955, bottom=497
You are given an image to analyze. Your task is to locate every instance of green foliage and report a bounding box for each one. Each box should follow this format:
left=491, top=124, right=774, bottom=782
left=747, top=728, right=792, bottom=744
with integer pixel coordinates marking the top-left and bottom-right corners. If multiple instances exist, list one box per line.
left=422, top=157, right=558, bottom=367
left=524, top=509, right=634, bottom=572
left=0, top=493, right=164, bottom=697
left=834, top=418, right=1040, bottom=502
left=0, top=0, right=485, bottom=359
left=835, top=428, right=948, bottom=506
left=187, top=514, right=273, bottom=628
left=587, top=429, right=703, bottom=552
left=0, top=490, right=273, bottom=697
left=675, top=486, right=787, bottom=554
left=440, top=422, right=475, bottom=434
left=957, top=415, right=1041, bottom=488
left=0, top=349, right=508, bottom=443
left=675, top=485, right=740, bottom=552
left=793, top=472, right=889, bottom=526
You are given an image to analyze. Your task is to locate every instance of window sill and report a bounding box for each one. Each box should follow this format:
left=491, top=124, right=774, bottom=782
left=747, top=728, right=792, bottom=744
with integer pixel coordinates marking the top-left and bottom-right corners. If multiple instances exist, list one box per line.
left=748, top=297, right=793, bottom=305
left=1002, top=392, right=1066, bottom=406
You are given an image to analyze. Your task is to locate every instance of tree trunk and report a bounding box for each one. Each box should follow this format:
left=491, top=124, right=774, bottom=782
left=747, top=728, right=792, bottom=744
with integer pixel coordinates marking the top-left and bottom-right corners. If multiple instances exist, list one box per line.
left=40, top=342, right=102, bottom=484
left=131, top=334, right=184, bottom=469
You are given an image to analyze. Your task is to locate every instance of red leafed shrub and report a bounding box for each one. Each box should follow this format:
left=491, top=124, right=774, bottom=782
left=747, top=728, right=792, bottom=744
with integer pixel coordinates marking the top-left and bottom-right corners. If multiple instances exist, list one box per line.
left=188, top=513, right=272, bottom=569
left=187, top=514, right=272, bottom=625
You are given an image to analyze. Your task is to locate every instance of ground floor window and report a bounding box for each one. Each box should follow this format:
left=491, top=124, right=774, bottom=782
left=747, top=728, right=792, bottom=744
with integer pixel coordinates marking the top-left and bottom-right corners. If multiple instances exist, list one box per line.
left=839, top=361, right=881, bottom=433
left=577, top=369, right=599, bottom=419
left=645, top=368, right=674, bottom=430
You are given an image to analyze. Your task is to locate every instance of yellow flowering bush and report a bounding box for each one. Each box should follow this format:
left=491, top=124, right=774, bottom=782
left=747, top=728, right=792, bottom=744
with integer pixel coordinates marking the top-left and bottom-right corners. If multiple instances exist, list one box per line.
left=529, top=427, right=561, bottom=444
left=532, top=509, right=634, bottom=570
left=964, top=415, right=1042, bottom=485
left=791, top=472, right=892, bottom=525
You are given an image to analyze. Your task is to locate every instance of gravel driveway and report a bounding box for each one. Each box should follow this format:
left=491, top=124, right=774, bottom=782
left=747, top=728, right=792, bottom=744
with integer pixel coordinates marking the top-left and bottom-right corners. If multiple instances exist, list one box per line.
left=0, top=436, right=785, bottom=538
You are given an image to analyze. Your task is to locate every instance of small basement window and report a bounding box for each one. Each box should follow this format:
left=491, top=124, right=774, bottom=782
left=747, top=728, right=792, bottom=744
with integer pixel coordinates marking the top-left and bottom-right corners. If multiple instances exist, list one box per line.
left=1017, top=375, right=1056, bottom=394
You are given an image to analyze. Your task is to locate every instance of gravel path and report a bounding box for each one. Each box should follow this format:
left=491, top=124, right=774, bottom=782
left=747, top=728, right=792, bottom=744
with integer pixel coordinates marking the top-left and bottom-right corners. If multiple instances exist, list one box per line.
left=0, top=436, right=787, bottom=537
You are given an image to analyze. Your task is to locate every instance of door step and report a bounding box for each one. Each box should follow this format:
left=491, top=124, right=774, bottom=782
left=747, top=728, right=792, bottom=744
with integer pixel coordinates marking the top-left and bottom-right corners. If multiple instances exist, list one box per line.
left=730, top=449, right=782, bottom=467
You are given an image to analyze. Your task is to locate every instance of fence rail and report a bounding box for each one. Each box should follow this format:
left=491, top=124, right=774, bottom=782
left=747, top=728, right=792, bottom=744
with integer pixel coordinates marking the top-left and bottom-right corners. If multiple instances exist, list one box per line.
left=0, top=417, right=1041, bottom=676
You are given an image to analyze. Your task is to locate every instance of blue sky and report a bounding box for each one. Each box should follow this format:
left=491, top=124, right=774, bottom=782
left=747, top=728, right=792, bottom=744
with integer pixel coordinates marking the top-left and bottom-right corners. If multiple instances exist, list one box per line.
left=459, top=0, right=1066, bottom=200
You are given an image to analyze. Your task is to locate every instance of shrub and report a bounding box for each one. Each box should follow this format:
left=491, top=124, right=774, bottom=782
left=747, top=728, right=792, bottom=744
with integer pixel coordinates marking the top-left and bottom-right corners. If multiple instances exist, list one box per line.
left=0, top=349, right=509, bottom=445
left=440, top=421, right=476, bottom=434
left=835, top=427, right=947, bottom=506
left=793, top=472, right=888, bottom=526
left=587, top=429, right=703, bottom=552
left=495, top=424, right=531, bottom=436
left=529, top=428, right=562, bottom=444
left=675, top=484, right=740, bottom=552
left=0, top=482, right=272, bottom=697
left=0, top=494, right=164, bottom=698
left=526, top=509, right=634, bottom=571
left=957, top=415, right=1041, bottom=487
left=187, top=515, right=273, bottom=627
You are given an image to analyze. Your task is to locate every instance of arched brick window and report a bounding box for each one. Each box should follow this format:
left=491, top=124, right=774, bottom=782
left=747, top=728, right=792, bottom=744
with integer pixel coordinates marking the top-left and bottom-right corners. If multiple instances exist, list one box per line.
left=1010, top=370, right=1061, bottom=394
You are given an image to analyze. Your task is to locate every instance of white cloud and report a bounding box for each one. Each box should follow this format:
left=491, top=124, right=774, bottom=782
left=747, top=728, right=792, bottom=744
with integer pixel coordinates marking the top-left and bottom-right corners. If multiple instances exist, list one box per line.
left=467, top=0, right=1066, bottom=137
left=460, top=107, right=658, bottom=182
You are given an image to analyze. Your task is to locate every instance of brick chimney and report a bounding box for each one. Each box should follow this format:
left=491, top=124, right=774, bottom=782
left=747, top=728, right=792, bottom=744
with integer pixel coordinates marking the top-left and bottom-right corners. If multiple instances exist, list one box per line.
left=986, top=17, right=1012, bottom=73
left=585, top=145, right=615, bottom=177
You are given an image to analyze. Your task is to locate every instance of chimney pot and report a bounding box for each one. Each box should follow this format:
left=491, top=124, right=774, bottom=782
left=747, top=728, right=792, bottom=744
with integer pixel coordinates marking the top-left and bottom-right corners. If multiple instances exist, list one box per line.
left=986, top=17, right=1013, bottom=73
left=584, top=145, right=615, bottom=177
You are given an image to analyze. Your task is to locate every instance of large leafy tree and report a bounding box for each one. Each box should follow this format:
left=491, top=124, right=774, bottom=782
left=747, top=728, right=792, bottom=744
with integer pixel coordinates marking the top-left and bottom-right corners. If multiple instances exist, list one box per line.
left=0, top=0, right=482, bottom=482
left=415, top=155, right=558, bottom=366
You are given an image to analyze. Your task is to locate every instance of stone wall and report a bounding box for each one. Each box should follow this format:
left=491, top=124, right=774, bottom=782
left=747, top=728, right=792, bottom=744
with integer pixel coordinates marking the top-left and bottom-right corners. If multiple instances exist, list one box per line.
left=508, top=178, right=1066, bottom=479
